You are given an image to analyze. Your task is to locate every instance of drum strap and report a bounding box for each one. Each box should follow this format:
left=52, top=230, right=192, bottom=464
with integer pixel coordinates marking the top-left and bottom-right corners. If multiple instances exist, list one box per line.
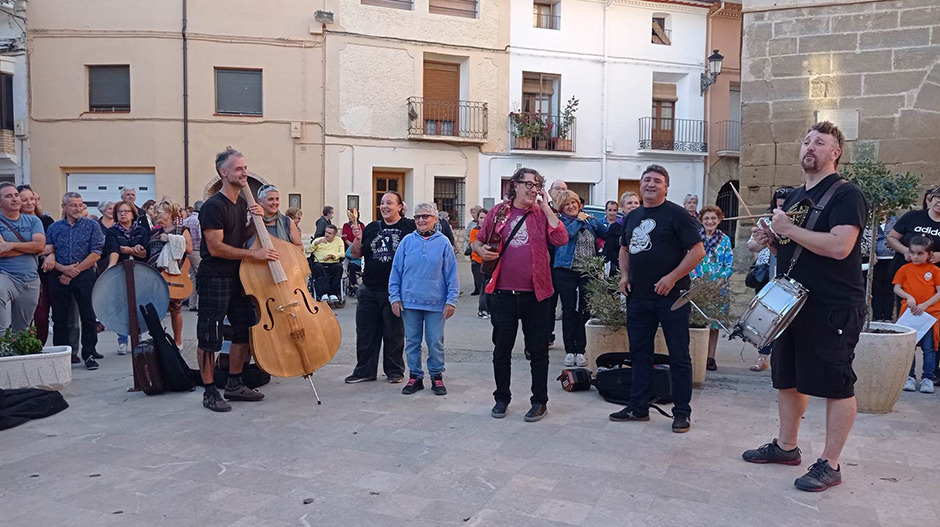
left=787, top=178, right=846, bottom=275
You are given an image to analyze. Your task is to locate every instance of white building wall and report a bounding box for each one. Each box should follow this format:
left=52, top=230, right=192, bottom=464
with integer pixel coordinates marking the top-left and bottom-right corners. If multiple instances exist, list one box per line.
left=481, top=0, right=709, bottom=208
left=0, top=2, right=27, bottom=184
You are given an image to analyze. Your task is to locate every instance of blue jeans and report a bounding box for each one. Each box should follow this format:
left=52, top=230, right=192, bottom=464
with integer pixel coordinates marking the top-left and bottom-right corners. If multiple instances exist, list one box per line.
left=401, top=308, right=446, bottom=379
left=118, top=334, right=128, bottom=345
left=910, top=331, right=937, bottom=381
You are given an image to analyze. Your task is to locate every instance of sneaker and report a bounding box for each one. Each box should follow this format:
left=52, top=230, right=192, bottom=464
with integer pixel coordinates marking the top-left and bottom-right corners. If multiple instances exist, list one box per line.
left=706, top=358, right=718, bottom=371
left=903, top=376, right=917, bottom=392
left=402, top=376, right=424, bottom=395
left=750, top=356, right=769, bottom=372
left=71, top=354, right=81, bottom=364
left=563, top=353, right=576, bottom=366
left=320, top=294, right=329, bottom=302
left=329, top=295, right=339, bottom=303
left=477, top=310, right=490, bottom=319
left=388, top=375, right=404, bottom=384
left=524, top=403, right=547, bottom=422
left=84, top=357, right=99, bottom=370
left=794, top=459, right=841, bottom=492
left=491, top=400, right=508, bottom=419
left=431, top=375, right=447, bottom=396
left=742, top=439, right=802, bottom=465
left=344, top=374, right=377, bottom=384
left=672, top=414, right=691, bottom=433
left=189, top=306, right=198, bottom=312
left=224, top=383, right=265, bottom=402
left=609, top=408, right=650, bottom=422
left=96, top=322, right=105, bottom=333
left=203, top=387, right=232, bottom=412
left=575, top=354, right=588, bottom=367
left=90, top=351, right=104, bottom=359
left=117, top=343, right=128, bottom=355
left=920, top=378, right=935, bottom=394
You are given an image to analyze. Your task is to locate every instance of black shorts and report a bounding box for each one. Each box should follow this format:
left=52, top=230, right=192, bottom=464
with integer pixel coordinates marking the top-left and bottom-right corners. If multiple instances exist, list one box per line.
left=196, top=276, right=256, bottom=352
left=771, top=303, right=864, bottom=399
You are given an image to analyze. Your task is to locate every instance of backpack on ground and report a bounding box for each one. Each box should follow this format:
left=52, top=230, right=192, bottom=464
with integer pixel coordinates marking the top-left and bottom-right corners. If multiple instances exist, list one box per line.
left=592, top=352, right=673, bottom=406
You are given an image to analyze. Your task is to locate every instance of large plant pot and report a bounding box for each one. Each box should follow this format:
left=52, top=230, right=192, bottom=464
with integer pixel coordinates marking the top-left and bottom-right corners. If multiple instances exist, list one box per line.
left=0, top=346, right=73, bottom=390
left=584, top=322, right=708, bottom=386
left=855, top=322, right=916, bottom=414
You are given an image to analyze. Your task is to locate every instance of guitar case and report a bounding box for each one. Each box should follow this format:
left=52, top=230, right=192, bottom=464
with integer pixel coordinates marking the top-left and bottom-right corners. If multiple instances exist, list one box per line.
left=140, top=303, right=196, bottom=392
left=124, top=260, right=164, bottom=396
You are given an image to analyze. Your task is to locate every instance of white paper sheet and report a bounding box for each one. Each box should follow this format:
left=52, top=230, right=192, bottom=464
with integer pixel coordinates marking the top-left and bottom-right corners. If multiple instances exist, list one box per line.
left=896, top=310, right=937, bottom=344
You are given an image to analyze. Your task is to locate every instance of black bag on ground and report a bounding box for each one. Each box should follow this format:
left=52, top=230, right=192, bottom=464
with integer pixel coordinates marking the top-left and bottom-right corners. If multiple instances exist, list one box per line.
left=140, top=303, right=196, bottom=392
left=0, top=388, right=69, bottom=431
left=211, top=324, right=271, bottom=390
left=133, top=340, right=165, bottom=396
left=593, top=352, right=673, bottom=405
left=557, top=368, right=592, bottom=392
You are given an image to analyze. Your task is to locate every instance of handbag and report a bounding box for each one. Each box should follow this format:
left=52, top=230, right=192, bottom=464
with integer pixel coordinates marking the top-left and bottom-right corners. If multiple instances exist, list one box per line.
left=745, top=262, right=770, bottom=290
left=480, top=210, right=530, bottom=275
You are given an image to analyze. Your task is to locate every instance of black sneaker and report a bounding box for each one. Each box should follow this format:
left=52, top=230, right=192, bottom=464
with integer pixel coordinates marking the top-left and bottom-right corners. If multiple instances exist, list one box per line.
left=706, top=358, right=718, bottom=371
left=491, top=400, right=508, bottom=419
left=203, top=387, right=232, bottom=412
left=84, top=357, right=99, bottom=370
left=430, top=375, right=447, bottom=396
left=794, top=459, right=842, bottom=492
left=224, top=383, right=265, bottom=401
left=609, top=408, right=650, bottom=422
left=742, top=439, right=802, bottom=465
left=71, top=354, right=81, bottom=364
left=344, top=374, right=377, bottom=384
left=90, top=351, right=104, bottom=359
left=388, top=375, right=404, bottom=384
left=672, top=414, right=691, bottom=433
left=402, top=376, right=424, bottom=395
left=524, top=403, right=547, bottom=422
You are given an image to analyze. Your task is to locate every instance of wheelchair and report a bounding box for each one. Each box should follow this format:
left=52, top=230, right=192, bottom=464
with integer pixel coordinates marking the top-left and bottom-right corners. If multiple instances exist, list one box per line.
left=307, top=253, right=348, bottom=309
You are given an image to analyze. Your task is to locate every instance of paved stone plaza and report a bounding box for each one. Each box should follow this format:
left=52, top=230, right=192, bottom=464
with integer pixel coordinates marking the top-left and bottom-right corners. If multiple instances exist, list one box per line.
left=2, top=264, right=939, bottom=527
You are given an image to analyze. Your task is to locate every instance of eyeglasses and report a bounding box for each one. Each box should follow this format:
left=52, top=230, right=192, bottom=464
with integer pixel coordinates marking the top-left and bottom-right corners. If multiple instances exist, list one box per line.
left=517, top=181, right=543, bottom=190
left=117, top=210, right=133, bottom=215
left=414, top=214, right=434, bottom=220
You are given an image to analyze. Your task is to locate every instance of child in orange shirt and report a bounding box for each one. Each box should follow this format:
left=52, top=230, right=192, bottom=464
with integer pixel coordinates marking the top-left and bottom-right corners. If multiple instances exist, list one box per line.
left=893, top=235, right=940, bottom=394
left=468, top=208, right=489, bottom=318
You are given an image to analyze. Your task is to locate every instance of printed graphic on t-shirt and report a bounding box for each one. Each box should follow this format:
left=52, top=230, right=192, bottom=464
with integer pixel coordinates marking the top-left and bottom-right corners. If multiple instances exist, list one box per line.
left=778, top=201, right=810, bottom=246
left=506, top=216, right=529, bottom=248
left=628, top=219, right=656, bottom=254
left=370, top=228, right=402, bottom=263
left=915, top=225, right=940, bottom=237
left=926, top=271, right=934, bottom=281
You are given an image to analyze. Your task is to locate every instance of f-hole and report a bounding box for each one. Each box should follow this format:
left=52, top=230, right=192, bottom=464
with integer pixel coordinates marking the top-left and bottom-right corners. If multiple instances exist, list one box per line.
left=296, top=288, right=319, bottom=315
left=264, top=298, right=277, bottom=330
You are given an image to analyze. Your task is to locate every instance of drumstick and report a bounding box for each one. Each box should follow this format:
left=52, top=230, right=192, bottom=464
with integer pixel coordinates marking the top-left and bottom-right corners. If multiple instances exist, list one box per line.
left=729, top=183, right=755, bottom=218
left=724, top=211, right=802, bottom=222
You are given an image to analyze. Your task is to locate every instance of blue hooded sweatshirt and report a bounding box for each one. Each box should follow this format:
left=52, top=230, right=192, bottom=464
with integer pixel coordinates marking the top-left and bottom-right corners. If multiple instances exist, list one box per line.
left=388, top=229, right=459, bottom=312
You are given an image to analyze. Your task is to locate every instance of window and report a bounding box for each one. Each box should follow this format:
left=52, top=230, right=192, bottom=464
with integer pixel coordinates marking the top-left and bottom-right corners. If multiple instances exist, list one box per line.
left=522, top=72, right=560, bottom=116
left=434, top=177, right=465, bottom=228
left=0, top=73, right=12, bottom=131
left=533, top=2, right=559, bottom=30
left=429, top=0, right=477, bottom=19
left=652, top=15, right=671, bottom=45
left=88, top=65, right=130, bottom=112
left=423, top=61, right=460, bottom=137
left=361, top=0, right=412, bottom=9
left=215, top=68, right=263, bottom=116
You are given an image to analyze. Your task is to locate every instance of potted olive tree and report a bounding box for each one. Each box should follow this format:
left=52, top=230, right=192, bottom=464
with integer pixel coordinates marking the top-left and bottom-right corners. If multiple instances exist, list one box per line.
left=843, top=159, right=921, bottom=413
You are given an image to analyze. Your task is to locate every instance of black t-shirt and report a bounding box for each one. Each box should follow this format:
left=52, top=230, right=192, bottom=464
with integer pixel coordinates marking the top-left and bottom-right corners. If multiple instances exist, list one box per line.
left=889, top=208, right=940, bottom=272
left=360, top=217, right=417, bottom=290
left=198, top=192, right=250, bottom=278
left=620, top=200, right=702, bottom=299
left=775, top=174, right=868, bottom=309
left=604, top=221, right=623, bottom=265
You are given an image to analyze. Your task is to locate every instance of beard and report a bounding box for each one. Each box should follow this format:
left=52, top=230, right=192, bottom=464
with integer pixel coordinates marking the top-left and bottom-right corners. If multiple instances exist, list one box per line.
left=801, top=154, right=819, bottom=171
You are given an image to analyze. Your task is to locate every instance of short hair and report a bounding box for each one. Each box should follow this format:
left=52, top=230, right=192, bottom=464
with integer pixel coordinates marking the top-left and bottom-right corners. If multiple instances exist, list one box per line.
left=506, top=167, right=545, bottom=202
left=413, top=202, right=439, bottom=217
left=97, top=201, right=114, bottom=214
left=469, top=205, right=482, bottom=219
left=215, top=146, right=243, bottom=175
left=156, top=199, right=183, bottom=220
left=257, top=184, right=279, bottom=201
left=121, top=187, right=135, bottom=198
left=698, top=205, right=725, bottom=223
left=642, top=164, right=670, bottom=186
left=322, top=205, right=334, bottom=216
left=324, top=224, right=338, bottom=233
left=684, top=194, right=699, bottom=204
left=554, top=190, right=580, bottom=210
left=0, top=182, right=15, bottom=194
left=605, top=200, right=619, bottom=209
left=478, top=208, right=488, bottom=217
left=142, top=199, right=156, bottom=210
left=382, top=190, right=405, bottom=215
left=193, top=200, right=204, bottom=212
left=286, top=207, right=302, bottom=220
left=807, top=121, right=845, bottom=168
left=113, top=200, right=138, bottom=221
left=62, top=191, right=82, bottom=205
left=549, top=179, right=567, bottom=191
left=910, top=235, right=933, bottom=251
left=620, top=191, right=638, bottom=206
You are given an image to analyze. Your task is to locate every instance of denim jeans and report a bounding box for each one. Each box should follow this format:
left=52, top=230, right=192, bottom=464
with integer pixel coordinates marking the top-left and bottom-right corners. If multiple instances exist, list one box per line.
left=489, top=290, right=551, bottom=405
left=553, top=267, right=590, bottom=355
left=401, top=308, right=446, bottom=379
left=910, top=330, right=937, bottom=381
left=352, top=284, right=405, bottom=379
left=626, top=294, right=694, bottom=417
left=118, top=334, right=128, bottom=345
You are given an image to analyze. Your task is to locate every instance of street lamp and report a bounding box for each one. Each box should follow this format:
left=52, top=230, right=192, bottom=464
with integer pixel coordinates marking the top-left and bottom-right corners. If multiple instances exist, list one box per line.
left=700, top=49, right=724, bottom=96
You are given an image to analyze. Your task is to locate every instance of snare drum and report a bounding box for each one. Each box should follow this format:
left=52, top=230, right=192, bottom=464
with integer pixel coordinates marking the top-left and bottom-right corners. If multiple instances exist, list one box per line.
left=731, top=276, right=808, bottom=349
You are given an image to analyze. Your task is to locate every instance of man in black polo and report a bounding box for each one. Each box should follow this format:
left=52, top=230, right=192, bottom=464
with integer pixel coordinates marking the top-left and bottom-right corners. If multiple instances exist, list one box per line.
left=610, top=164, right=704, bottom=433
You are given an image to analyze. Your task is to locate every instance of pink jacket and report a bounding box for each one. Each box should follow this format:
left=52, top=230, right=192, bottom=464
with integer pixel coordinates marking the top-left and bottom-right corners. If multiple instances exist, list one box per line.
left=478, top=200, right=568, bottom=301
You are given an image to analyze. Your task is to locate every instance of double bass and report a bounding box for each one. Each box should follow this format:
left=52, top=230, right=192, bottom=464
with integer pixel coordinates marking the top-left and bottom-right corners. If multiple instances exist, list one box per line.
left=238, top=186, right=341, bottom=402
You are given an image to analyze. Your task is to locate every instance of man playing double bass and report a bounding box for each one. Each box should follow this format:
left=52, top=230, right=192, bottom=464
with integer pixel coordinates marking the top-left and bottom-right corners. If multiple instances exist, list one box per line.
left=196, top=147, right=277, bottom=412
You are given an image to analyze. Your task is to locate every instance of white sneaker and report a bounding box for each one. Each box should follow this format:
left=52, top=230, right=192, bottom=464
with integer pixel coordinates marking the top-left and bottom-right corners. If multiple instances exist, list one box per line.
left=117, top=342, right=128, bottom=355
left=920, top=378, right=935, bottom=394
left=329, top=295, right=339, bottom=303
left=575, top=354, right=588, bottom=367
left=564, top=353, right=575, bottom=366
left=903, top=376, right=917, bottom=392
left=320, top=294, right=329, bottom=302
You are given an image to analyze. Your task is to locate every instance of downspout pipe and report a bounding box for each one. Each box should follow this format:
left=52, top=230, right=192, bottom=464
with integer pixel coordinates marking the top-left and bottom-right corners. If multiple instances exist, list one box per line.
left=182, top=0, right=190, bottom=206
left=704, top=1, right=725, bottom=203
left=601, top=0, right=612, bottom=203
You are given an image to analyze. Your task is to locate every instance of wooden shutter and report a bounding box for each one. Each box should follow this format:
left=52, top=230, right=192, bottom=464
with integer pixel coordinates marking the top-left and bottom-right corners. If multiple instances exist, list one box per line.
left=424, top=61, right=459, bottom=129
left=89, top=66, right=130, bottom=111
left=652, top=83, right=677, bottom=102
left=216, top=69, right=263, bottom=115
left=429, top=0, right=477, bottom=18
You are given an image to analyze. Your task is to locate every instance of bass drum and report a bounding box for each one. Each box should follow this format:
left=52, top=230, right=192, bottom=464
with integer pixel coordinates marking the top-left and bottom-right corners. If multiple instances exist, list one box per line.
left=731, top=277, right=808, bottom=349
left=93, top=262, right=170, bottom=336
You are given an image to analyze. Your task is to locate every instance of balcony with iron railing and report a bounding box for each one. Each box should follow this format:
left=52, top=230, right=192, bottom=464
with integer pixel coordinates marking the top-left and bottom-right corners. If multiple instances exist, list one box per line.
left=534, top=13, right=560, bottom=30
left=407, top=97, right=488, bottom=143
left=638, top=117, right=707, bottom=154
left=714, top=120, right=741, bottom=156
left=509, top=112, right=576, bottom=153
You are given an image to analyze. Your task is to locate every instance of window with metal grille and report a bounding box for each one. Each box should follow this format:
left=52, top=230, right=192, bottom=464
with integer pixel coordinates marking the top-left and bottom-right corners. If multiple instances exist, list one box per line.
left=716, top=180, right=739, bottom=248
left=429, top=0, right=477, bottom=19
left=89, top=65, right=130, bottom=112
left=433, top=177, right=465, bottom=228
left=215, top=68, right=263, bottom=116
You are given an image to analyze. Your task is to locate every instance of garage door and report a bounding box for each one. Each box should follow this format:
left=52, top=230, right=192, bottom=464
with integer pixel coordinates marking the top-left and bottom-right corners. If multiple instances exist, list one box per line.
left=67, top=173, right=156, bottom=208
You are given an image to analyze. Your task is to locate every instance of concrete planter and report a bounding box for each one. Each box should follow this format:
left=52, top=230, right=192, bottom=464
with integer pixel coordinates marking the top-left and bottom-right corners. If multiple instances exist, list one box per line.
left=855, top=322, right=917, bottom=414
left=584, top=321, right=708, bottom=386
left=0, top=346, right=73, bottom=390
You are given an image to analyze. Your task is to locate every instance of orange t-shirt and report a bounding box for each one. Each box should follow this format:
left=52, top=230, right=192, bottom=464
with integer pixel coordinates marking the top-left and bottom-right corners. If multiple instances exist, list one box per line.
left=469, top=227, right=482, bottom=264
left=894, top=262, right=940, bottom=311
